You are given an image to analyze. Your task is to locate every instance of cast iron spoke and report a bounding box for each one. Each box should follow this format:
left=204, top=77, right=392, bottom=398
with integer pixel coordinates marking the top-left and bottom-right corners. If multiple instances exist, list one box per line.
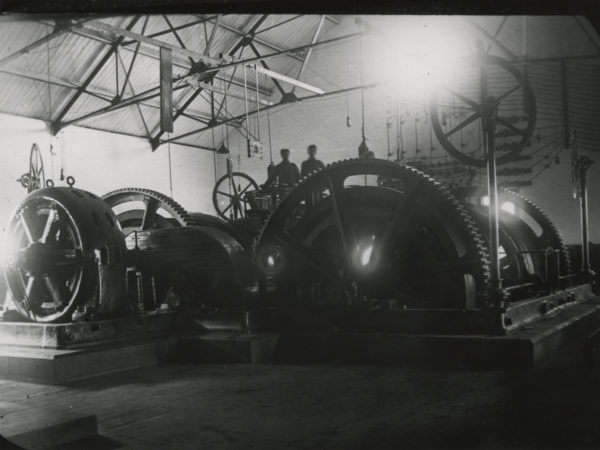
left=271, top=230, right=341, bottom=282
left=496, top=116, right=528, bottom=137
left=375, top=182, right=422, bottom=256
left=43, top=277, right=63, bottom=307
left=19, top=212, right=35, bottom=243
left=40, top=209, right=58, bottom=244
left=444, top=111, right=481, bottom=138
left=326, top=174, right=356, bottom=260
left=446, top=89, right=481, bottom=110
left=141, top=198, right=160, bottom=230
left=496, top=83, right=522, bottom=102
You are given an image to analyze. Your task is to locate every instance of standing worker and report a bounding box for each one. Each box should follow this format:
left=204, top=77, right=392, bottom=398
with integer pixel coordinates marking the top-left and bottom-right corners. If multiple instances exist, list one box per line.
left=300, top=144, right=325, bottom=177
left=263, top=148, right=300, bottom=187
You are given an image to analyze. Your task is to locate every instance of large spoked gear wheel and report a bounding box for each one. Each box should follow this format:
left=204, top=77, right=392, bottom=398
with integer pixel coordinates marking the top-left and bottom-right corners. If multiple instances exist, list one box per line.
left=430, top=54, right=536, bottom=167
left=102, top=188, right=196, bottom=236
left=459, top=187, right=572, bottom=286
left=256, top=158, right=491, bottom=312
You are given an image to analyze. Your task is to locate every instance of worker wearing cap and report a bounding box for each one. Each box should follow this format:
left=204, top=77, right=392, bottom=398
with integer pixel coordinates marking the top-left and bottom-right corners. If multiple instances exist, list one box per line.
left=264, top=148, right=300, bottom=187
left=301, top=144, right=325, bottom=178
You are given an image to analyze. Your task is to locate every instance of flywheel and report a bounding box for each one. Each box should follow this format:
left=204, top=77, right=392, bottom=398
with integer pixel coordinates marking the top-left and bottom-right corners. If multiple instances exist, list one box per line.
left=255, top=158, right=491, bottom=311
left=3, top=187, right=127, bottom=322
left=430, top=54, right=536, bottom=167
left=102, top=188, right=196, bottom=236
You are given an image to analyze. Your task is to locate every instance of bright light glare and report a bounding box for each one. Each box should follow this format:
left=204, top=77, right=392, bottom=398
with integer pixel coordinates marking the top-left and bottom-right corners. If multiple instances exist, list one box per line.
left=501, top=201, right=515, bottom=215
left=266, top=255, right=275, bottom=267
left=368, top=16, right=468, bottom=101
left=498, top=245, right=506, bottom=259
left=360, top=245, right=373, bottom=267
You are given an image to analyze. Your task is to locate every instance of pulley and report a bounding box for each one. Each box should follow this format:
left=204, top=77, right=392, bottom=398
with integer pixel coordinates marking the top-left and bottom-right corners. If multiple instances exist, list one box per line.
left=430, top=54, right=536, bottom=167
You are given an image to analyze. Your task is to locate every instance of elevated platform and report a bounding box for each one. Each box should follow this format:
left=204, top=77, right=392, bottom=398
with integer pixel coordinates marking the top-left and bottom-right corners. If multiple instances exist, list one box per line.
left=275, top=297, right=600, bottom=368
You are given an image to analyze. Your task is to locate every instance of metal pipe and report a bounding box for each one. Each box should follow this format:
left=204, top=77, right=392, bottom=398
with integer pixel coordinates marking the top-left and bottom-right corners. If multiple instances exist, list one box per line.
left=578, top=155, right=594, bottom=275
left=486, top=106, right=502, bottom=296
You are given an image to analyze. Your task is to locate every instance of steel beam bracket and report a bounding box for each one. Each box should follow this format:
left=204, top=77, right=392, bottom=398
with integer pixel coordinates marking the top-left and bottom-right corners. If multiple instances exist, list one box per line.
left=279, top=92, right=298, bottom=104
left=240, top=34, right=255, bottom=48
left=150, top=136, right=161, bottom=151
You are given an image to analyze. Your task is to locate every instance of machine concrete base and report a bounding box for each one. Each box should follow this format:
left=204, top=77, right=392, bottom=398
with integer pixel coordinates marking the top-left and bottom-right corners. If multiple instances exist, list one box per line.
left=0, top=338, right=177, bottom=384
left=0, top=311, right=179, bottom=384
left=175, top=333, right=280, bottom=364
left=0, top=402, right=97, bottom=449
left=275, top=298, right=600, bottom=368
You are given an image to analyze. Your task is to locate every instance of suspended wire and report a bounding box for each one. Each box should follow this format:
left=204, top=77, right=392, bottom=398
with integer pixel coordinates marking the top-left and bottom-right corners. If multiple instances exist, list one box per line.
left=46, top=27, right=55, bottom=181
left=266, top=101, right=273, bottom=163
left=167, top=133, right=174, bottom=198
left=358, top=21, right=367, bottom=140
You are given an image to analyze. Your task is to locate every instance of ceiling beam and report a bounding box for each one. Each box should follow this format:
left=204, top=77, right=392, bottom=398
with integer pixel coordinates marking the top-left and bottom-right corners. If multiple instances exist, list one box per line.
left=47, top=23, right=273, bottom=97
left=0, top=18, right=94, bottom=67
left=150, top=14, right=270, bottom=151
left=82, top=20, right=222, bottom=66
left=250, top=64, right=324, bottom=94
left=292, top=15, right=326, bottom=94
left=121, top=15, right=220, bottom=46
left=204, top=30, right=363, bottom=74
left=161, top=80, right=386, bottom=145
left=52, top=15, right=142, bottom=133
left=198, top=15, right=305, bottom=63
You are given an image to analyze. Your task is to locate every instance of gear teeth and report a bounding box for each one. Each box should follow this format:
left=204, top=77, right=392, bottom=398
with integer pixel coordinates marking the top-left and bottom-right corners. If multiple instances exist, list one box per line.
left=501, top=188, right=572, bottom=274
left=102, top=187, right=195, bottom=227
left=257, top=157, right=492, bottom=301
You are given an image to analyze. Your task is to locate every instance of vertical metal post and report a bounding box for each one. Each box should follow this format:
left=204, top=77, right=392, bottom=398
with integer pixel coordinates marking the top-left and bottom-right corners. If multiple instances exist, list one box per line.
left=485, top=99, right=502, bottom=299
left=561, top=61, right=571, bottom=149
left=159, top=47, right=173, bottom=133
left=578, top=156, right=594, bottom=275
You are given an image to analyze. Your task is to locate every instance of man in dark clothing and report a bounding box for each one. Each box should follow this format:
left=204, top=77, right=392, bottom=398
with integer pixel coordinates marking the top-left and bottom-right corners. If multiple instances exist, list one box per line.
left=265, top=148, right=300, bottom=186
left=300, top=144, right=325, bottom=177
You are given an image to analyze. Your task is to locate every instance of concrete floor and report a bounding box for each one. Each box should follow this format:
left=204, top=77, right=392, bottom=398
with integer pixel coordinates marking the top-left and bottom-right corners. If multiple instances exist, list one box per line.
left=1, top=346, right=599, bottom=450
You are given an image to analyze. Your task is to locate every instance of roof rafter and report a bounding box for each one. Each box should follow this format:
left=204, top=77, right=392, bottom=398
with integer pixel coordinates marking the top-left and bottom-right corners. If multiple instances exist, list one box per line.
left=45, top=22, right=272, bottom=96
left=149, top=14, right=270, bottom=150
left=52, top=15, right=142, bottom=133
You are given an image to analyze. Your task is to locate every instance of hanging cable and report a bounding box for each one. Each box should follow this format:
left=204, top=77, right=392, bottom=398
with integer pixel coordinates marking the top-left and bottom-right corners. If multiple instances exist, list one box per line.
left=358, top=24, right=366, bottom=141
left=243, top=65, right=250, bottom=140
left=255, top=66, right=261, bottom=143
left=167, top=133, right=174, bottom=198
left=266, top=101, right=273, bottom=163
left=46, top=29, right=55, bottom=181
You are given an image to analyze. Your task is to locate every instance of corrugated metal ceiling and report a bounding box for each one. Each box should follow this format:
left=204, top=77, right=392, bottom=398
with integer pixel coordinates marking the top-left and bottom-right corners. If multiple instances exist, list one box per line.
left=0, top=15, right=598, bottom=152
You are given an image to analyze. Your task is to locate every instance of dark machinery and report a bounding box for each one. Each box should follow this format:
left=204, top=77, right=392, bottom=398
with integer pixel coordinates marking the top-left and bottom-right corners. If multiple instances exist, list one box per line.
left=3, top=187, right=128, bottom=322
left=2, top=185, right=259, bottom=325
left=255, top=158, right=493, bottom=330
left=458, top=187, right=572, bottom=298
left=102, top=187, right=260, bottom=329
